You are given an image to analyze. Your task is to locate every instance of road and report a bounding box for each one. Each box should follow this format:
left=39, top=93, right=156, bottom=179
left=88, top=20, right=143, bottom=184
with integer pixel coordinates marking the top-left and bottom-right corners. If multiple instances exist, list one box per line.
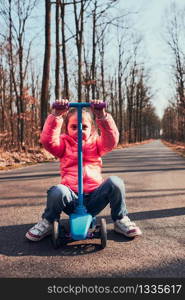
left=0, top=139, right=185, bottom=278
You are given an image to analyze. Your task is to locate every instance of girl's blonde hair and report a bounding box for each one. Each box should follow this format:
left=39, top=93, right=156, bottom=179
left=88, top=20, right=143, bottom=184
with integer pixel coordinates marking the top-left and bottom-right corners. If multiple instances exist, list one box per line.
left=62, top=108, right=98, bottom=135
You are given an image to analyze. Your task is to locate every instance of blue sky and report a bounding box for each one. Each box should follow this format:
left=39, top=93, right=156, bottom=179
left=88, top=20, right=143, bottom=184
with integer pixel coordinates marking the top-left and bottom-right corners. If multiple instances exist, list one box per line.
left=118, top=0, right=185, bottom=118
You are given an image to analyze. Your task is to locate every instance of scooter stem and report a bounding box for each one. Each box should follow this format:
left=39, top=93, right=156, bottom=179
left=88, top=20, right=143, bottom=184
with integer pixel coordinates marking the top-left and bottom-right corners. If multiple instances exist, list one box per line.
left=76, top=105, right=86, bottom=213
left=52, top=101, right=106, bottom=214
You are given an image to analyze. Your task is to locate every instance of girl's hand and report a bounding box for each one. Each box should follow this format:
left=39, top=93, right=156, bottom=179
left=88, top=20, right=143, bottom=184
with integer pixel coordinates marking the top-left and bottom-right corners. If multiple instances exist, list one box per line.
left=52, top=99, right=69, bottom=116
left=90, top=99, right=106, bottom=119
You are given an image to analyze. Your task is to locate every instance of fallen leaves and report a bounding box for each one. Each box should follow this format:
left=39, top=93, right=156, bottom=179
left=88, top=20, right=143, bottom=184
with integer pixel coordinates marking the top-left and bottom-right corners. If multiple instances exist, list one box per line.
left=162, top=140, right=185, bottom=158
left=0, top=148, right=56, bottom=170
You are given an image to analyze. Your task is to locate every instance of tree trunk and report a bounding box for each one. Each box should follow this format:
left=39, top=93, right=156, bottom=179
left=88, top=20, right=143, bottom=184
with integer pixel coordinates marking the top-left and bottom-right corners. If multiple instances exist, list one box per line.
left=60, top=0, right=69, bottom=99
left=18, top=38, right=24, bottom=147
left=100, top=38, right=106, bottom=101
left=118, top=44, right=123, bottom=143
left=40, top=0, right=51, bottom=129
left=91, top=0, right=97, bottom=99
left=73, top=0, right=85, bottom=102
left=55, top=0, right=61, bottom=100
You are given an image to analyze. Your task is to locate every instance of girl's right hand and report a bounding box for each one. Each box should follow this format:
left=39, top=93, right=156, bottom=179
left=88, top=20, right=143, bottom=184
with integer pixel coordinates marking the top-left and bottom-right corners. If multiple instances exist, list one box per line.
left=52, top=99, right=69, bottom=116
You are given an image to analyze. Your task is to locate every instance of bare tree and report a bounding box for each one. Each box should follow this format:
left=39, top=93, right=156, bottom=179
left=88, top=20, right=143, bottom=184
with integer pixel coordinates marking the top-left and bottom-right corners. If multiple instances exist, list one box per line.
left=90, top=0, right=97, bottom=99
left=73, top=0, right=86, bottom=101
left=116, top=32, right=131, bottom=143
left=60, top=0, right=69, bottom=99
left=55, top=0, right=61, bottom=99
left=0, top=0, right=38, bottom=149
left=40, top=0, right=51, bottom=129
left=164, top=3, right=185, bottom=142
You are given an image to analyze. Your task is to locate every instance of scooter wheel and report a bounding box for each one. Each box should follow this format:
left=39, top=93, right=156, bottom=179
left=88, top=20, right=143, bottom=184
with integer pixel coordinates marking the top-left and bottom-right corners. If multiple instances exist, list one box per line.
left=52, top=220, right=60, bottom=249
left=100, top=218, right=107, bottom=249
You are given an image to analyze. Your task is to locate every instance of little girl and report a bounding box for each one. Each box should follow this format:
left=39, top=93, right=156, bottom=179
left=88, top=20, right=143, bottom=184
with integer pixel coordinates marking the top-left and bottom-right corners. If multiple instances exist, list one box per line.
left=26, top=99, right=142, bottom=241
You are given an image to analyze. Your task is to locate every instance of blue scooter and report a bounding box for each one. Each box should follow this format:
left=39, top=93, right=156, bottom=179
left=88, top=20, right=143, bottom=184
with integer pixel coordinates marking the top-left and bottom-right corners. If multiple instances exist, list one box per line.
left=51, top=101, right=107, bottom=249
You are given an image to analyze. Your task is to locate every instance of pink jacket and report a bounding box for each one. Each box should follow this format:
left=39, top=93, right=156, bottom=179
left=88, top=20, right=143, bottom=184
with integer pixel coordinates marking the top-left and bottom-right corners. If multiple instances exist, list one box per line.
left=40, top=113, right=119, bottom=193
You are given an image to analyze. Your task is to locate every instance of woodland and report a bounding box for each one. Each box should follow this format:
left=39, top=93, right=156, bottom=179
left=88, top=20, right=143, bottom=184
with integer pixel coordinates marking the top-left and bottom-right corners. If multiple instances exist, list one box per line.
left=0, top=0, right=185, bottom=167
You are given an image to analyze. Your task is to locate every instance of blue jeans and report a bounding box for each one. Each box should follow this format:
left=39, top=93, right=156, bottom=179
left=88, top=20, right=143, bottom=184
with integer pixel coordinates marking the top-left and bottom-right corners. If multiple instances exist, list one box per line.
left=42, top=176, right=128, bottom=222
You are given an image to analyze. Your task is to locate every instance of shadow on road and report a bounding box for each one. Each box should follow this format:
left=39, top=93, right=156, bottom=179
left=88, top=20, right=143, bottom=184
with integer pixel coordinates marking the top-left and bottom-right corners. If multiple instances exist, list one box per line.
left=0, top=205, right=184, bottom=257
left=1, top=187, right=185, bottom=209
left=129, top=207, right=185, bottom=220
left=0, top=223, right=103, bottom=257
left=0, top=212, right=133, bottom=257
left=0, top=201, right=45, bottom=209
left=0, top=173, right=59, bottom=182
left=5, top=166, right=185, bottom=181
left=102, top=167, right=185, bottom=174
left=99, top=206, right=185, bottom=225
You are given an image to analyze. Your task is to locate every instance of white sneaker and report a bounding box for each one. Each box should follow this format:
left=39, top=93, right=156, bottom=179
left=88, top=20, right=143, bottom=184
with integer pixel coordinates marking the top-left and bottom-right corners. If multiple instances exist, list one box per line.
left=114, top=216, right=142, bottom=238
left=25, top=219, right=52, bottom=241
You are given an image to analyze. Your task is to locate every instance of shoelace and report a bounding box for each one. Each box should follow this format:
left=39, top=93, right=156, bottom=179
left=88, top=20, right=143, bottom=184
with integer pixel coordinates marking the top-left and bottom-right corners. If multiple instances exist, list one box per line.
left=119, top=217, right=136, bottom=227
left=33, top=221, right=49, bottom=233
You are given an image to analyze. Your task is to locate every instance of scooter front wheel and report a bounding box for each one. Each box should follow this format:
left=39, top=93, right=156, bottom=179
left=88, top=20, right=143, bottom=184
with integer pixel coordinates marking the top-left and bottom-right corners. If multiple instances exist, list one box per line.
left=100, top=218, right=107, bottom=249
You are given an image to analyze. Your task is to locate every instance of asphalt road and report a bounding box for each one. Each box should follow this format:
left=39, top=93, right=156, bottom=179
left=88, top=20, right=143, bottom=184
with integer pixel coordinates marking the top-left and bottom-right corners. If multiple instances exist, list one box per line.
left=0, top=139, right=185, bottom=278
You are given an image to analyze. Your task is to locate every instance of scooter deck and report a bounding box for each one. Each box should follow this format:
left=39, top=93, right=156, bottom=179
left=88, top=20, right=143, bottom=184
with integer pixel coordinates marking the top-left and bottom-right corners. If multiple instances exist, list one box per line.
left=69, top=213, right=93, bottom=240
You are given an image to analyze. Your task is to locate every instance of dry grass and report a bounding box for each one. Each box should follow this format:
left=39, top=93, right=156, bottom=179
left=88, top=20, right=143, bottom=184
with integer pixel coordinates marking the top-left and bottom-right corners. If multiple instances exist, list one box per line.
left=162, top=140, right=185, bottom=158
left=118, top=139, right=155, bottom=149
left=0, top=148, right=56, bottom=171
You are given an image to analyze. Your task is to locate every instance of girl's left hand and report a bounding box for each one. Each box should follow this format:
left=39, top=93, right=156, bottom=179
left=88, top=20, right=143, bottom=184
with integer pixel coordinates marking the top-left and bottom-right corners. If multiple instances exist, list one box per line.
left=90, top=99, right=106, bottom=119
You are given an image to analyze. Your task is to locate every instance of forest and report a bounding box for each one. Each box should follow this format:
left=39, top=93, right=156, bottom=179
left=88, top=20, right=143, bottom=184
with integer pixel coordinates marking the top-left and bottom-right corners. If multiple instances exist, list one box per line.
left=0, top=0, right=184, bottom=155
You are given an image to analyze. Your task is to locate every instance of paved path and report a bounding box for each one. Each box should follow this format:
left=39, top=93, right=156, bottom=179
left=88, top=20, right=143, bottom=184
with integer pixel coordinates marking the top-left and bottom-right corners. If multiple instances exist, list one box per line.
left=0, top=140, right=185, bottom=278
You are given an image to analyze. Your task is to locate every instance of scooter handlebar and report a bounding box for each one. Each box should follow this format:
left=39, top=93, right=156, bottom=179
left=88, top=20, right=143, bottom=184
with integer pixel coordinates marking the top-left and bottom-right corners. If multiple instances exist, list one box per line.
left=52, top=101, right=107, bottom=110
left=52, top=102, right=69, bottom=110
left=91, top=102, right=106, bottom=110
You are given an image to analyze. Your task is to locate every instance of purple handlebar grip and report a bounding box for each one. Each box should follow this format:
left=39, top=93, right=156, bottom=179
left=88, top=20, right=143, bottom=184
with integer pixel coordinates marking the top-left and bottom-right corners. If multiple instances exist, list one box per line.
left=52, top=102, right=69, bottom=110
left=52, top=101, right=107, bottom=110
left=92, top=102, right=106, bottom=110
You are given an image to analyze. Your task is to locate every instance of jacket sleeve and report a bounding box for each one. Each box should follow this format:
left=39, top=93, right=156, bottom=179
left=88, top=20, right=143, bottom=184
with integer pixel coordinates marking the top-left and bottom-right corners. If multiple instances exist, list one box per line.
left=40, top=114, right=65, bottom=158
left=96, top=113, right=119, bottom=156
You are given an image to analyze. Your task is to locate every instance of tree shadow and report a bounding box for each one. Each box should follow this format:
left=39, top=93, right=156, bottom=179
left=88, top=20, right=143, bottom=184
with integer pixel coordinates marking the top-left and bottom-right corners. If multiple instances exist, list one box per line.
left=127, top=188, right=185, bottom=193
left=102, top=167, right=185, bottom=174
left=94, top=207, right=185, bottom=225
left=83, top=207, right=185, bottom=227
left=129, top=207, right=185, bottom=221
left=101, top=144, right=185, bottom=174
left=0, top=173, right=59, bottom=182
left=0, top=201, right=45, bottom=209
